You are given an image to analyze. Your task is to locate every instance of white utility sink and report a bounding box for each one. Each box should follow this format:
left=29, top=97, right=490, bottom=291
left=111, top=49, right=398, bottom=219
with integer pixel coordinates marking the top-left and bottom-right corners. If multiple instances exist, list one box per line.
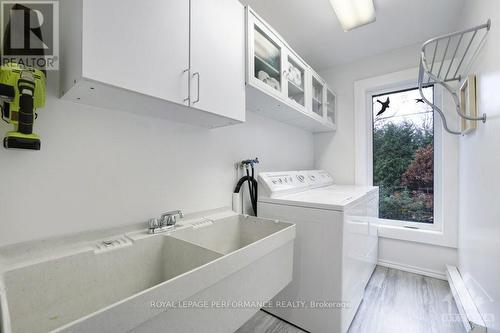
left=171, top=214, right=290, bottom=254
left=0, top=210, right=295, bottom=333
left=3, top=236, right=221, bottom=333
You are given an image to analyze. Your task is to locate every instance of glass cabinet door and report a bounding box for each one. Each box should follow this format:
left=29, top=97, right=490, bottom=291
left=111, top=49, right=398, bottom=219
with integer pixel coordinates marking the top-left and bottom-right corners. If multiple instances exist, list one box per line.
left=285, top=54, right=305, bottom=107
left=312, top=76, right=325, bottom=118
left=326, top=89, right=336, bottom=124
left=253, top=25, right=282, bottom=93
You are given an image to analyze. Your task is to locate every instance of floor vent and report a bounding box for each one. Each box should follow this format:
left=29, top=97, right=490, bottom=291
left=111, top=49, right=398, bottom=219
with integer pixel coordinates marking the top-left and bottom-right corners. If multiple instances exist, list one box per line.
left=446, top=265, right=487, bottom=333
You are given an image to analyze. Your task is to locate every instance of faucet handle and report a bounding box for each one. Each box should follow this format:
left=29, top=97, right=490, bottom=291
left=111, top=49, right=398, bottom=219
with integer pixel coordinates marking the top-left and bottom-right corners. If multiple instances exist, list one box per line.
left=161, top=210, right=183, bottom=218
left=148, top=218, right=159, bottom=232
left=160, top=210, right=184, bottom=226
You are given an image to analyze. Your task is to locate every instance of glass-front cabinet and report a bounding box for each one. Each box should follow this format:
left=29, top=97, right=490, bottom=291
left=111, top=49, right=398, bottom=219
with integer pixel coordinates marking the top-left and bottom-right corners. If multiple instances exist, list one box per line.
left=311, top=74, right=325, bottom=119
left=246, top=7, right=336, bottom=132
left=326, top=88, right=336, bottom=125
left=250, top=18, right=284, bottom=95
left=285, top=53, right=306, bottom=107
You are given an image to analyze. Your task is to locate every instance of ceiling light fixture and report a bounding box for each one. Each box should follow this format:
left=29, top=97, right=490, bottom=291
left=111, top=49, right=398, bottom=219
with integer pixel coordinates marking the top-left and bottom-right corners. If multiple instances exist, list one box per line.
left=329, top=0, right=376, bottom=31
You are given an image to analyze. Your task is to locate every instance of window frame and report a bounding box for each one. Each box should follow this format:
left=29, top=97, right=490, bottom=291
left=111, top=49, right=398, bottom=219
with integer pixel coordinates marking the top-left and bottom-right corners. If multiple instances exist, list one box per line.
left=353, top=67, right=458, bottom=248
left=368, top=84, right=442, bottom=231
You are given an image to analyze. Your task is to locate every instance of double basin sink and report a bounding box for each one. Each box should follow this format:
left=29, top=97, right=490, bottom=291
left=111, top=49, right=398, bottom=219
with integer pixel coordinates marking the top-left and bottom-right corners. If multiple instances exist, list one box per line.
left=0, top=211, right=295, bottom=333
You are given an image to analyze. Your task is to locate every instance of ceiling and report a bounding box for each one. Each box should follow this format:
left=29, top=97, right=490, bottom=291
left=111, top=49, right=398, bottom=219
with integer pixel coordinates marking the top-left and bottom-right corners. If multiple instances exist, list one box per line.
left=241, top=0, right=466, bottom=70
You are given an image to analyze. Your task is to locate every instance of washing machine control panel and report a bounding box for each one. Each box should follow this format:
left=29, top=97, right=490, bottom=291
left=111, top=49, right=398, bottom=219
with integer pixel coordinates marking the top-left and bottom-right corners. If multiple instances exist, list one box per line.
left=258, top=170, right=334, bottom=197
left=305, top=170, right=334, bottom=188
left=260, top=172, right=304, bottom=194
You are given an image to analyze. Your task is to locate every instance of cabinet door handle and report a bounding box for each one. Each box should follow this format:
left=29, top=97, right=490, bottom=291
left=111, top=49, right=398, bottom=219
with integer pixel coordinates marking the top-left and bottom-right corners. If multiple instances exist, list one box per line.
left=193, top=72, right=200, bottom=104
left=183, top=68, right=190, bottom=105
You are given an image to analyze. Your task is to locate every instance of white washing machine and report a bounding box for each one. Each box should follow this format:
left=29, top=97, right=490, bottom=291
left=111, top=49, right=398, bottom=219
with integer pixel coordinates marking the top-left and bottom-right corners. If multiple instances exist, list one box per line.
left=257, top=170, right=379, bottom=333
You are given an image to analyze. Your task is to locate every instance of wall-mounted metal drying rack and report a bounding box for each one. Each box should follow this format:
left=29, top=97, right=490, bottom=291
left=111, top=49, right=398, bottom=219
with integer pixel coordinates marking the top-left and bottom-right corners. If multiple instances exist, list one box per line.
left=418, top=19, right=491, bottom=135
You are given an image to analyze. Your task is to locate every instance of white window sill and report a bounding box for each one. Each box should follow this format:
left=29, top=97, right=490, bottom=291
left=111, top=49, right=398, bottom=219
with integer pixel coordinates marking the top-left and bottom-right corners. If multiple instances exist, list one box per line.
left=375, top=223, right=457, bottom=248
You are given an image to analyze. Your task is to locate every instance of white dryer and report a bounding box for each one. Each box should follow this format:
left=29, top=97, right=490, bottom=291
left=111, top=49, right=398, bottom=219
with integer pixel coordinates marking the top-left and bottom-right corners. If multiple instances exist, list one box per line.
left=257, top=170, right=379, bottom=333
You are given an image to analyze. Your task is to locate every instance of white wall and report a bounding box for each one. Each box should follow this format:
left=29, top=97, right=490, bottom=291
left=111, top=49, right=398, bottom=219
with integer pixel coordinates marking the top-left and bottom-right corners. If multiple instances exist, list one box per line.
left=378, top=238, right=458, bottom=280
left=0, top=74, right=314, bottom=247
left=315, top=44, right=422, bottom=184
left=457, top=1, right=500, bottom=331
left=315, top=44, right=458, bottom=278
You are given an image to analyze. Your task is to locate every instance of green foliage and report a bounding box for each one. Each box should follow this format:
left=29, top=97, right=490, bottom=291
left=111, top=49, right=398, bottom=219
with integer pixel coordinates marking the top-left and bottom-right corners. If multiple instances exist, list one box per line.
left=379, top=188, right=433, bottom=223
left=373, top=120, right=434, bottom=223
left=373, top=122, right=417, bottom=188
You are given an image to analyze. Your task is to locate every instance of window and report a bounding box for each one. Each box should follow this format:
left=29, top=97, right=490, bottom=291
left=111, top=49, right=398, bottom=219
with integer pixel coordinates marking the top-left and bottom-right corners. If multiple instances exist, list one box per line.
left=372, top=86, right=434, bottom=224
left=354, top=68, right=458, bottom=245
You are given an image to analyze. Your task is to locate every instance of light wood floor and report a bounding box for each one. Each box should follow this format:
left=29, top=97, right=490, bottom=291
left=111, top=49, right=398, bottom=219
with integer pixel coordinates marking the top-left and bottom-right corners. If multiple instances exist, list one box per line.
left=236, top=266, right=464, bottom=333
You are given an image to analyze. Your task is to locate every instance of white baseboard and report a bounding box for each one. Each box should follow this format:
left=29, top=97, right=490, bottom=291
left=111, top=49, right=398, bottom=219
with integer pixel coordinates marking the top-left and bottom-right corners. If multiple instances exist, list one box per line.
left=377, top=259, right=447, bottom=280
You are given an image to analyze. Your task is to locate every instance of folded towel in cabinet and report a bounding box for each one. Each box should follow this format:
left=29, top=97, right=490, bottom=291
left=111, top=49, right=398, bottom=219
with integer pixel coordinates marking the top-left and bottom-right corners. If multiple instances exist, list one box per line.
left=288, top=66, right=302, bottom=87
left=258, top=70, right=270, bottom=82
left=257, top=70, right=281, bottom=91
left=267, top=77, right=280, bottom=90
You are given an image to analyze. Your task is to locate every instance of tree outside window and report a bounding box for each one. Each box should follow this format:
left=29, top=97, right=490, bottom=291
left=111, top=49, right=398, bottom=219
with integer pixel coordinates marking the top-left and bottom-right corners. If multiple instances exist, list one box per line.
left=372, top=86, right=434, bottom=224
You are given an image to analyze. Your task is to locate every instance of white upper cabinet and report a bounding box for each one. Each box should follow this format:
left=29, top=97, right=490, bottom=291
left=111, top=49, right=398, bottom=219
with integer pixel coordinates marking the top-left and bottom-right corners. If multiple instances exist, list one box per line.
left=245, top=7, right=336, bottom=133
left=326, top=88, right=337, bottom=126
left=81, top=0, right=190, bottom=104
left=285, top=51, right=307, bottom=110
left=190, top=0, right=245, bottom=122
left=60, top=0, right=245, bottom=128
left=310, top=72, right=326, bottom=120
left=248, top=16, right=286, bottom=98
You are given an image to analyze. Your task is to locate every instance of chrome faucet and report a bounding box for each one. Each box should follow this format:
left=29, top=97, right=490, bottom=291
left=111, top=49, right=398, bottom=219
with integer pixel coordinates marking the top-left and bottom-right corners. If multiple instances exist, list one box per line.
left=148, top=210, right=184, bottom=234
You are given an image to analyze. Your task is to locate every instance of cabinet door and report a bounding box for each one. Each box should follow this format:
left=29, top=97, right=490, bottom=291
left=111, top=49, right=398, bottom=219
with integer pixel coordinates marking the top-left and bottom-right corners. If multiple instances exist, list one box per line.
left=190, top=0, right=245, bottom=121
left=247, top=12, right=286, bottom=98
left=326, top=88, right=336, bottom=125
left=311, top=74, right=326, bottom=120
left=284, top=50, right=307, bottom=109
left=82, top=0, right=190, bottom=105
